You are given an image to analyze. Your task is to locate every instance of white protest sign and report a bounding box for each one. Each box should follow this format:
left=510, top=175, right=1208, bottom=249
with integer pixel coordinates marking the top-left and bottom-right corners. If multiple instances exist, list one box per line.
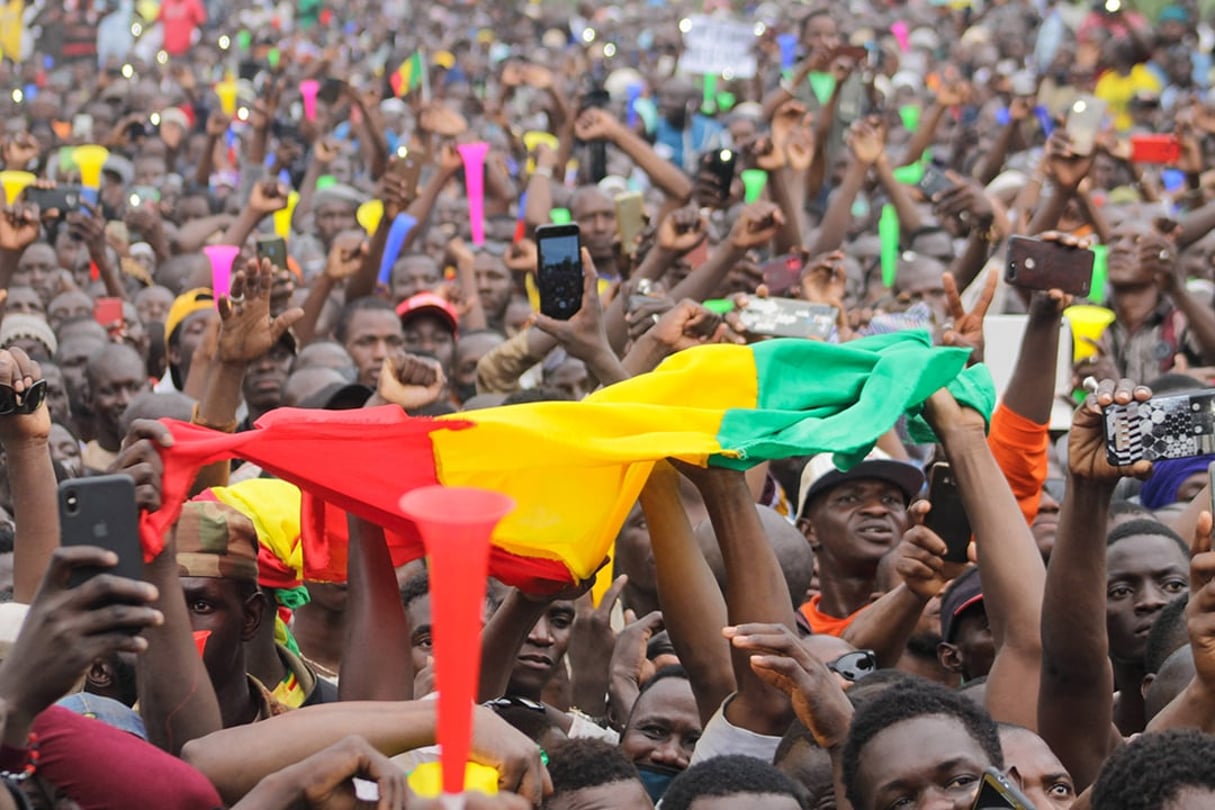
left=679, top=15, right=757, bottom=80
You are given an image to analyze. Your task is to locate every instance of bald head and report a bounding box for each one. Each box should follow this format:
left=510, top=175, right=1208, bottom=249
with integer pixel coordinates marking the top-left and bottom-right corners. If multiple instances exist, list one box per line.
left=695, top=506, right=815, bottom=609
left=284, top=367, right=348, bottom=408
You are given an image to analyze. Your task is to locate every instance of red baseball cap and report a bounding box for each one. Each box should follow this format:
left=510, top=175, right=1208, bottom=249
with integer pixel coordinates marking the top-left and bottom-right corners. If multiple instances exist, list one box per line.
left=396, top=292, right=459, bottom=335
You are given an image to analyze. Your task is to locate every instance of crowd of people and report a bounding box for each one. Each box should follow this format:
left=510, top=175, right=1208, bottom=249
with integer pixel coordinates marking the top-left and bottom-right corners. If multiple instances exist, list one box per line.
left=8, top=0, right=1215, bottom=807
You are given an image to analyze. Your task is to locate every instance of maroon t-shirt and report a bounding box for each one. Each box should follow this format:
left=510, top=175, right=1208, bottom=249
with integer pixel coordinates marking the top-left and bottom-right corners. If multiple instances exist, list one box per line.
left=0, top=707, right=223, bottom=810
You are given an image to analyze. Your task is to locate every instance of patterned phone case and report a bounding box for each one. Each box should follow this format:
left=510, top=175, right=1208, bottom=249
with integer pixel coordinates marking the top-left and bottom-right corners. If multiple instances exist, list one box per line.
left=1104, top=392, right=1215, bottom=465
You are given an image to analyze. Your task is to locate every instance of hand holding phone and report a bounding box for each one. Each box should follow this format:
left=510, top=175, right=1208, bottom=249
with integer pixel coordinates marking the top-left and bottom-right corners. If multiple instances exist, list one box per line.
left=535, top=224, right=584, bottom=320
left=59, top=476, right=144, bottom=588
left=925, top=463, right=972, bottom=564
left=1005, top=235, right=1095, bottom=296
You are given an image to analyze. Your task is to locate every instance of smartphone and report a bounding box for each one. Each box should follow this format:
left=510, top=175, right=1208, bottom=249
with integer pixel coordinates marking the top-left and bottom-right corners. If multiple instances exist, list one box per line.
left=972, top=768, right=1035, bottom=810
left=1065, top=95, right=1107, bottom=156
left=925, top=463, right=971, bottom=564
left=317, top=77, right=347, bottom=105
left=256, top=235, right=289, bottom=270
left=94, top=297, right=124, bottom=329
left=918, top=165, right=955, bottom=201
left=614, top=191, right=645, bottom=256
left=831, top=44, right=869, bottom=63
left=760, top=253, right=807, bottom=297
left=1005, top=235, right=1095, bottom=297
left=59, top=476, right=143, bottom=588
left=392, top=151, right=425, bottom=200
left=25, top=185, right=82, bottom=216
left=738, top=298, right=837, bottom=340
left=1130, top=134, right=1181, bottom=165
left=1105, top=389, right=1215, bottom=465
left=701, top=148, right=737, bottom=201
left=535, top=223, right=583, bottom=320
left=127, top=185, right=161, bottom=209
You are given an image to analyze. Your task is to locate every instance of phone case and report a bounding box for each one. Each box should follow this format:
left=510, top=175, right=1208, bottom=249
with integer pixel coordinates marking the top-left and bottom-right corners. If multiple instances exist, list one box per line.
left=1104, top=391, right=1215, bottom=465
left=1005, top=236, right=1095, bottom=296
left=973, top=769, right=1035, bottom=809
left=760, top=254, right=806, bottom=297
left=1131, top=134, right=1181, bottom=165
left=256, top=236, right=289, bottom=270
left=94, top=298, right=124, bottom=328
left=738, top=298, right=836, bottom=340
left=925, top=463, right=971, bottom=563
left=536, top=224, right=583, bottom=320
left=918, top=167, right=954, bottom=200
left=614, top=192, right=645, bottom=256
left=1066, top=96, right=1107, bottom=156
left=59, top=476, right=143, bottom=588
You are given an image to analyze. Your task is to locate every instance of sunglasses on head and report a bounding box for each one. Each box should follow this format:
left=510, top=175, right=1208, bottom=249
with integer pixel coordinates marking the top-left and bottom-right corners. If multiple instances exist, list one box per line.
left=483, top=695, right=546, bottom=713
left=827, top=649, right=878, bottom=683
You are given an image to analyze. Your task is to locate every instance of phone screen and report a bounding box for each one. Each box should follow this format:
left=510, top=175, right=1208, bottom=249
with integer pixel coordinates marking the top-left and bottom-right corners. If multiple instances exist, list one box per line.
left=536, top=225, right=583, bottom=320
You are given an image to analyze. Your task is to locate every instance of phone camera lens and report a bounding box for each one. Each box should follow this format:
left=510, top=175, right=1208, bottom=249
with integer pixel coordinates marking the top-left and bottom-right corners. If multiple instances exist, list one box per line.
left=65, top=492, right=79, bottom=516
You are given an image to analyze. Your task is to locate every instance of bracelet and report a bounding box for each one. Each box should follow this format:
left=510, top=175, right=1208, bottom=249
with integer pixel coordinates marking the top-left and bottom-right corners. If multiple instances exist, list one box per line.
left=532, top=165, right=553, bottom=179
left=0, top=733, right=39, bottom=783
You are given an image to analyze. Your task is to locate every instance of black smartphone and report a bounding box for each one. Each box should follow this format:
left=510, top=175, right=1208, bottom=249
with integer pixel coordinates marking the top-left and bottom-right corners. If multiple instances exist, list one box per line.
left=256, top=235, right=289, bottom=270
left=59, top=475, right=143, bottom=588
left=701, top=148, right=737, bottom=200
left=760, top=253, right=807, bottom=297
left=25, top=185, right=82, bottom=216
left=925, top=462, right=971, bottom=564
left=918, top=165, right=955, bottom=201
left=1105, top=389, right=1215, bottom=465
left=317, top=77, right=347, bottom=105
left=535, top=223, right=584, bottom=320
left=972, top=768, right=1035, bottom=809
left=1005, top=235, right=1095, bottom=297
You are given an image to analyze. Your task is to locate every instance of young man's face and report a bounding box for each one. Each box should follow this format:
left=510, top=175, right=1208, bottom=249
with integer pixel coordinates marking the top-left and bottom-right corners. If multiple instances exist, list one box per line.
left=1105, top=533, right=1188, bottom=664
left=998, top=727, right=1076, bottom=810
left=804, top=479, right=908, bottom=575
left=505, top=600, right=575, bottom=698
left=855, top=714, right=995, bottom=810
left=939, top=609, right=995, bottom=682
left=343, top=309, right=405, bottom=387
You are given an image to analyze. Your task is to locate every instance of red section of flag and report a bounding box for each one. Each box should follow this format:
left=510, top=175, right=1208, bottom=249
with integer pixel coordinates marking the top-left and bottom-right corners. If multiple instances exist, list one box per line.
left=140, top=407, right=574, bottom=590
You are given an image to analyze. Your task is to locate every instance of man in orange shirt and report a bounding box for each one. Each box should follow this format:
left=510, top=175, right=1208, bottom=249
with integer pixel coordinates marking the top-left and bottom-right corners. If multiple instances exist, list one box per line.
left=794, top=449, right=924, bottom=637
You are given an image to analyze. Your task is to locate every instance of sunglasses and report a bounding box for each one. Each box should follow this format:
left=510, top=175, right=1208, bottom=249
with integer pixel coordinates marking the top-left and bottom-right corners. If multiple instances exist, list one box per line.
left=483, top=695, right=546, bottom=713
left=827, top=649, right=878, bottom=683
left=0, top=380, right=47, bottom=417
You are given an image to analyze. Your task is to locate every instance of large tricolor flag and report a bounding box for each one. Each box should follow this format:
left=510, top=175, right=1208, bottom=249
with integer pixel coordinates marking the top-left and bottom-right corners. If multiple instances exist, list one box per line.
left=140, top=331, right=993, bottom=592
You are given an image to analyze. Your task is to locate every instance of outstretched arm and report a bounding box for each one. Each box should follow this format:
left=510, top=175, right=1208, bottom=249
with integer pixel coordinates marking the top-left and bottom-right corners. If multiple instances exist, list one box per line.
left=1039, top=379, right=1152, bottom=790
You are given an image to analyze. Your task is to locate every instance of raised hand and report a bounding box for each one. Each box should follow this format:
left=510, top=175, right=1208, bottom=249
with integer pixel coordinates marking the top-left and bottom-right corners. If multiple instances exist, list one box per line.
left=574, top=109, right=620, bottom=142
left=800, top=250, right=846, bottom=306
left=377, top=354, right=445, bottom=411
left=248, top=180, right=290, bottom=216
left=656, top=207, right=708, bottom=255
left=1068, top=378, right=1153, bottom=483
left=940, top=270, right=996, bottom=362
left=1187, top=511, right=1215, bottom=690
left=217, top=258, right=304, bottom=364
left=0, top=347, right=50, bottom=443
left=325, top=231, right=368, bottom=281
left=640, top=299, right=738, bottom=351
left=727, top=622, right=854, bottom=748
left=847, top=117, right=886, bottom=166
left=729, top=202, right=784, bottom=250
left=533, top=247, right=613, bottom=367
left=0, top=204, right=40, bottom=252
left=1, top=133, right=40, bottom=168
left=895, top=502, right=968, bottom=600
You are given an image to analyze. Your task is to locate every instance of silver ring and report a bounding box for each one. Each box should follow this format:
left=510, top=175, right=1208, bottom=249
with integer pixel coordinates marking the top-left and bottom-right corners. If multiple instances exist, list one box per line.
left=229, top=294, right=246, bottom=305
left=651, top=313, right=660, bottom=325
left=1159, top=249, right=1171, bottom=262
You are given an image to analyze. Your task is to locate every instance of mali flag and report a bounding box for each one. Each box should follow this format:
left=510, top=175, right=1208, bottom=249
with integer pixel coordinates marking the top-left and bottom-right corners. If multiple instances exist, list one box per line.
left=140, top=331, right=993, bottom=592
left=389, top=51, right=425, bottom=98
